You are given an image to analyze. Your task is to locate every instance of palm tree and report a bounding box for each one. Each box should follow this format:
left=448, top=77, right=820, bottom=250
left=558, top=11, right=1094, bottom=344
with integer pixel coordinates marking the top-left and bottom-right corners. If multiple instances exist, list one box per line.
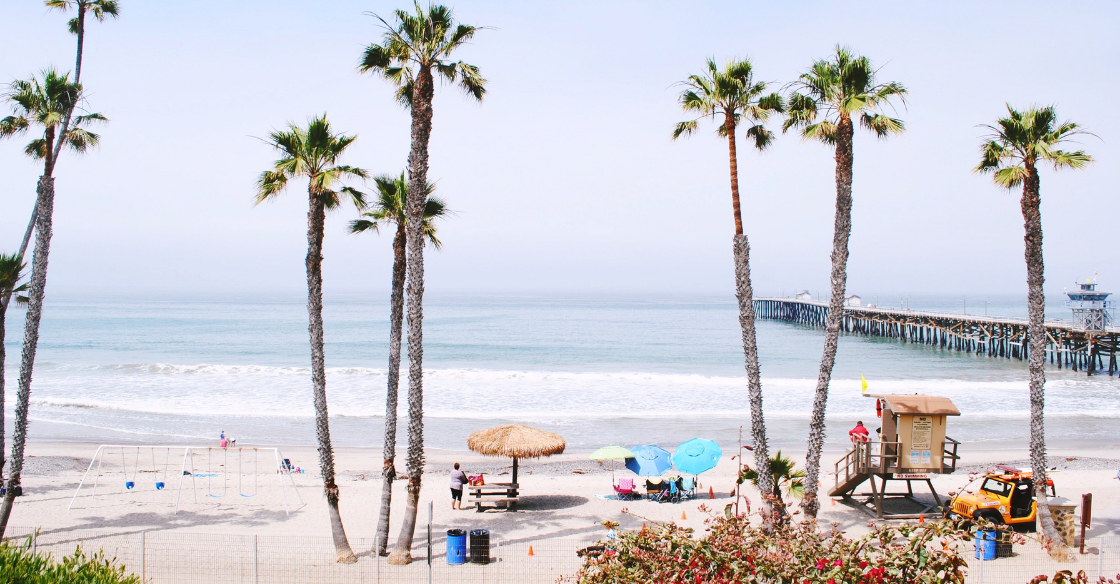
left=671, top=57, right=783, bottom=506
left=255, top=114, right=368, bottom=563
left=0, top=254, right=28, bottom=490
left=783, top=46, right=906, bottom=519
left=0, top=69, right=105, bottom=537
left=738, top=450, right=805, bottom=516
left=44, top=0, right=120, bottom=84
left=358, top=2, right=485, bottom=564
left=975, top=105, right=1092, bottom=558
left=349, top=172, right=447, bottom=556
left=6, top=0, right=120, bottom=287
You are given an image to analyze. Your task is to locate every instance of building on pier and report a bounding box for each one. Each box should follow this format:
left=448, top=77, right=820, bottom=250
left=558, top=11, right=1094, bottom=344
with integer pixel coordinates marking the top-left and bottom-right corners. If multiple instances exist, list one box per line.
left=795, top=290, right=812, bottom=301
left=844, top=294, right=862, bottom=307
left=1065, top=279, right=1114, bottom=331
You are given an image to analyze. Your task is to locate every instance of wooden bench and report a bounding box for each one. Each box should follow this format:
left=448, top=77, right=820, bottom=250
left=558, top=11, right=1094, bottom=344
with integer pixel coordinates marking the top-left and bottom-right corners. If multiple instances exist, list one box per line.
left=469, top=483, right=519, bottom=512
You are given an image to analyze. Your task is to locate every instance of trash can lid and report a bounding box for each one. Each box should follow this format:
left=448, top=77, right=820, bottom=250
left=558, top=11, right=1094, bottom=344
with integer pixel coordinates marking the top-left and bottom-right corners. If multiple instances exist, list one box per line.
left=447, top=529, right=466, bottom=536
left=469, top=529, right=489, bottom=536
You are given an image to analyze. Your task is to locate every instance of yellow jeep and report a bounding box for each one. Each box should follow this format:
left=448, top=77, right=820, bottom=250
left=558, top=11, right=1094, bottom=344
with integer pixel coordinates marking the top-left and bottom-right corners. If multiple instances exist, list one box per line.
left=947, top=467, right=1055, bottom=530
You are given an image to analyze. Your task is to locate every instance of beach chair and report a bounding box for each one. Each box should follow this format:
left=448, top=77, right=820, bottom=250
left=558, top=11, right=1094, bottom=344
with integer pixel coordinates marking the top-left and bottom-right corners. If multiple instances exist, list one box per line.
left=644, top=478, right=663, bottom=500
left=613, top=478, right=635, bottom=501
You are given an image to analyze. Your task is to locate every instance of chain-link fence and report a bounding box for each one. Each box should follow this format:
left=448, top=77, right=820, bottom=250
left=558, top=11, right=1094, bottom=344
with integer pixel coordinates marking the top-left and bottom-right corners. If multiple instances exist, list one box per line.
left=5, top=526, right=1119, bottom=583
left=962, top=535, right=1120, bottom=584
left=3, top=526, right=594, bottom=584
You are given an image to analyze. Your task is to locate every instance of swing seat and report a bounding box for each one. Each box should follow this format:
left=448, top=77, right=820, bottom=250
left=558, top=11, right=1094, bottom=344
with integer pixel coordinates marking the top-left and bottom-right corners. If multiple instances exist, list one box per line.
left=125, top=481, right=135, bottom=490
left=156, top=482, right=165, bottom=490
left=240, top=493, right=255, bottom=498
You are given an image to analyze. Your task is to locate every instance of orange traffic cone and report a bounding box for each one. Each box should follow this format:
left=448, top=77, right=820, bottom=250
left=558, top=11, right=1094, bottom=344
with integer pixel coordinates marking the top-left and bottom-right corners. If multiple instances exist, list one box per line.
left=709, top=486, right=714, bottom=499
left=918, top=513, right=925, bottom=524
left=642, top=522, right=646, bottom=530
left=528, top=546, right=535, bottom=556
left=681, top=511, right=687, bottom=520
left=830, top=498, right=836, bottom=506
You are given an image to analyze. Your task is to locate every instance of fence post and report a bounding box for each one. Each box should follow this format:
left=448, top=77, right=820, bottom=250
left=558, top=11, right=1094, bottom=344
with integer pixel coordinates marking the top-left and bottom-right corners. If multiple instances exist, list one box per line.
left=375, top=536, right=380, bottom=584
left=253, top=534, right=259, bottom=584
left=140, top=531, right=146, bottom=581
left=1099, top=537, right=1104, bottom=581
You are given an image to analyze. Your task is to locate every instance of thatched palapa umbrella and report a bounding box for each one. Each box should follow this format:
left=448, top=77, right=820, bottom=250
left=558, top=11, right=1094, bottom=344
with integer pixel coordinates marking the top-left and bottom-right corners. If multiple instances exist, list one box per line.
left=467, top=424, right=565, bottom=485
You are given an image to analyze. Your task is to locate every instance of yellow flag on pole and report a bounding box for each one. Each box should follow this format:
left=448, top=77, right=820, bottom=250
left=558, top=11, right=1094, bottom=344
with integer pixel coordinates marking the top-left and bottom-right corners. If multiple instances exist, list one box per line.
left=861, top=375, right=868, bottom=392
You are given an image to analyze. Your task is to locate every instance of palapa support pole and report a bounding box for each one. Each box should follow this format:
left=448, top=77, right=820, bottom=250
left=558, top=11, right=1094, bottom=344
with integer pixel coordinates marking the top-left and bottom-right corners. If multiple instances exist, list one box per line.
left=512, top=457, right=518, bottom=485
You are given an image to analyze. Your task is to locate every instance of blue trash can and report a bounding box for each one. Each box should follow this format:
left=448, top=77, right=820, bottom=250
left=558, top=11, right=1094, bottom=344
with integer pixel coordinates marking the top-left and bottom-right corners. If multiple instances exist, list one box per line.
left=974, top=529, right=996, bottom=561
left=446, top=529, right=467, bottom=565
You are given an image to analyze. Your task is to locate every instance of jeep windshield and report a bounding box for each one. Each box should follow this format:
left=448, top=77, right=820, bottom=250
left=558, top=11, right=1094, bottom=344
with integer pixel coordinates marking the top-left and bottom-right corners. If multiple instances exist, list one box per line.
left=979, top=478, right=1011, bottom=496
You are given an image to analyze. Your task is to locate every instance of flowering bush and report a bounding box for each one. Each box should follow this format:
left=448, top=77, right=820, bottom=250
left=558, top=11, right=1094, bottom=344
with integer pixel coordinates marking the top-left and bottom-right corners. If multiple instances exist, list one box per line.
left=1028, top=571, right=1120, bottom=584
left=574, top=508, right=969, bottom=584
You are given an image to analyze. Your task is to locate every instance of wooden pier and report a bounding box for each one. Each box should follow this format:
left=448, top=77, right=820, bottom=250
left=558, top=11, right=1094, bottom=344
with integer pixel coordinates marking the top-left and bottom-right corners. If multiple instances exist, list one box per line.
left=753, top=298, right=1120, bottom=376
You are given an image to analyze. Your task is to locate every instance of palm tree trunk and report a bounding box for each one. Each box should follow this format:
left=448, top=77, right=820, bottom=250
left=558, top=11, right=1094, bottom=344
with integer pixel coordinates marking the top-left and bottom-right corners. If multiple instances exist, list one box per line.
left=376, top=224, right=407, bottom=556
left=1021, top=163, right=1065, bottom=559
left=1, top=308, right=6, bottom=485
left=802, top=115, right=855, bottom=519
left=305, top=189, right=356, bottom=563
left=0, top=176, right=54, bottom=538
left=75, top=3, right=87, bottom=84
left=389, top=66, right=435, bottom=566
left=725, top=118, right=774, bottom=505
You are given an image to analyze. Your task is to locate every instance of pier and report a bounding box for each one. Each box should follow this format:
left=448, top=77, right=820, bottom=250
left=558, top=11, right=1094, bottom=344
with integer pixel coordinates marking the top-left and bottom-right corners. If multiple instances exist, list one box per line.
left=753, top=298, right=1120, bottom=376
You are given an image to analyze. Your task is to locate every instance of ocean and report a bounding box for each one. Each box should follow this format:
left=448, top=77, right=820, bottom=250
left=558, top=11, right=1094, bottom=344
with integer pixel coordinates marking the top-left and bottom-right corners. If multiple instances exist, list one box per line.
left=3, top=292, right=1118, bottom=453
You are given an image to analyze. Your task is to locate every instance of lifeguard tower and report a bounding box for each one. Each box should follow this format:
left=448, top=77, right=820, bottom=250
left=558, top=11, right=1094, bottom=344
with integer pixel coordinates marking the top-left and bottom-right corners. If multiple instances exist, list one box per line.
left=1065, top=278, right=1114, bottom=331
left=829, top=394, right=961, bottom=519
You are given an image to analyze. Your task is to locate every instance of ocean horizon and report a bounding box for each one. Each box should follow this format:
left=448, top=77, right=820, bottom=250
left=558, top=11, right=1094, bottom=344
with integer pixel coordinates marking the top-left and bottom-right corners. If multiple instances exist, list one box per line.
left=5, top=292, right=1118, bottom=451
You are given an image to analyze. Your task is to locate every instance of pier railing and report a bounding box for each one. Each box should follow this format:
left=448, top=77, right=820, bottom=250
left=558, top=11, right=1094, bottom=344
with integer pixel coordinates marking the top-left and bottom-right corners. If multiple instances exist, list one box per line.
left=754, top=297, right=1120, bottom=376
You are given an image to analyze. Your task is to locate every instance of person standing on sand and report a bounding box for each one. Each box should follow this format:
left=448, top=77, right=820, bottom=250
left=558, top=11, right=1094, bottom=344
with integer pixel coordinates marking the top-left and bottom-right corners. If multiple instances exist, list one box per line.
left=449, top=463, right=467, bottom=510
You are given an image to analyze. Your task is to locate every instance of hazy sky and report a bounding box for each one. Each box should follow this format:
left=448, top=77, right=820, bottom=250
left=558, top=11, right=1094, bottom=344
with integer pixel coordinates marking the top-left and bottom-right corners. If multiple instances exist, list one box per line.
left=1, top=1, right=1116, bottom=298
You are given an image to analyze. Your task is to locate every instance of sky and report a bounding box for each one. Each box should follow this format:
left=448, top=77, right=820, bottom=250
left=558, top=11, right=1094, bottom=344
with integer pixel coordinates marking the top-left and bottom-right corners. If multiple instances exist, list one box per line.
left=0, top=0, right=1116, bottom=299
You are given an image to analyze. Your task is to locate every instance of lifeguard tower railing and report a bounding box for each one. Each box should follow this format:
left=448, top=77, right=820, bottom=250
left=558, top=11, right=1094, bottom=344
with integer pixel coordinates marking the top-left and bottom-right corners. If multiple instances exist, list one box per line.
left=833, top=437, right=960, bottom=494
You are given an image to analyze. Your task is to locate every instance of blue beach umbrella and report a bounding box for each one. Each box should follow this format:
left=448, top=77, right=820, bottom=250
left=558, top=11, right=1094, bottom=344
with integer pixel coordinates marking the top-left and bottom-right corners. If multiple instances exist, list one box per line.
left=625, top=445, right=673, bottom=476
left=672, top=439, right=722, bottom=476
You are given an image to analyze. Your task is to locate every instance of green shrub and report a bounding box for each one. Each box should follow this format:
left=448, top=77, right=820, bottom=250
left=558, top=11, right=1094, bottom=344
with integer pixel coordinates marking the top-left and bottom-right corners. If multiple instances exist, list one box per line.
left=575, top=508, right=970, bottom=584
left=0, top=536, right=140, bottom=584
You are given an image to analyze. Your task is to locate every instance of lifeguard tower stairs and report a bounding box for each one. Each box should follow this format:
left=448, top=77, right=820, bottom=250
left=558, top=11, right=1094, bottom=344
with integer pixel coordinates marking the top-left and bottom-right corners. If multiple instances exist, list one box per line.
left=829, top=394, right=961, bottom=519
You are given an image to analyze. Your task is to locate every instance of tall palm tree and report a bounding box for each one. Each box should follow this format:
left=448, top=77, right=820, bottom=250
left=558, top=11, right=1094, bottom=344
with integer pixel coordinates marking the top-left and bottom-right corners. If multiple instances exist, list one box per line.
left=0, top=69, right=104, bottom=537
left=44, top=0, right=120, bottom=84
left=671, top=57, right=783, bottom=506
left=975, top=105, right=1092, bottom=558
left=358, top=2, right=485, bottom=564
left=0, top=254, right=28, bottom=490
left=6, top=0, right=120, bottom=294
left=783, top=46, right=906, bottom=519
left=349, top=172, right=447, bottom=556
left=255, top=114, right=368, bottom=563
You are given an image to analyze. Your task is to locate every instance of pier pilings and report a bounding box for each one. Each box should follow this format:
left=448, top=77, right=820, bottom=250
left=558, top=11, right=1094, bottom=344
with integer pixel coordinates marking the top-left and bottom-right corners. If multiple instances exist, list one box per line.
left=753, top=298, right=1120, bottom=376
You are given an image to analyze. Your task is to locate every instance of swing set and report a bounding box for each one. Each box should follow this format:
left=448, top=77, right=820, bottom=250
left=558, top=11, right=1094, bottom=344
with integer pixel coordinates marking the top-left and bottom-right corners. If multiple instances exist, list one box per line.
left=69, top=445, right=304, bottom=515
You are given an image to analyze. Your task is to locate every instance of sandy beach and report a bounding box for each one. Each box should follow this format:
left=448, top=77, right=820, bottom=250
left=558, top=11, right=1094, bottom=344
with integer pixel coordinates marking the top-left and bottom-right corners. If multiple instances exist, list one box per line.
left=13, top=440, right=1120, bottom=544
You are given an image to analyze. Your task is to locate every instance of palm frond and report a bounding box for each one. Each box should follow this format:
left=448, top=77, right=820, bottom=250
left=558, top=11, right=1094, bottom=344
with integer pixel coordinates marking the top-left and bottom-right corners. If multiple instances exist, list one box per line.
left=860, top=113, right=905, bottom=138
left=744, top=124, right=775, bottom=151
left=671, top=120, right=698, bottom=140
left=802, top=121, right=837, bottom=145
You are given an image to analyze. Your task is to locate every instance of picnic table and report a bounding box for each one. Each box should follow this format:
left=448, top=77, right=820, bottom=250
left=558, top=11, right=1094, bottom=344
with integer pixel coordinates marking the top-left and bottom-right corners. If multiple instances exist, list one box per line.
left=469, top=482, right=519, bottom=512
